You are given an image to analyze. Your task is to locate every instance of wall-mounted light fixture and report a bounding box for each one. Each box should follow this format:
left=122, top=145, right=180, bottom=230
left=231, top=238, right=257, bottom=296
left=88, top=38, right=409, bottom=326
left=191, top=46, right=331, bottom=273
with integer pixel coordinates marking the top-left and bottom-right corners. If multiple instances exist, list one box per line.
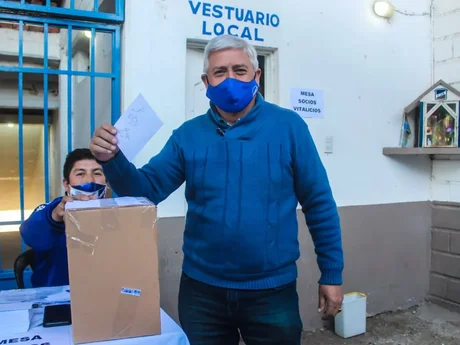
left=374, top=1, right=395, bottom=18
left=7, top=123, right=14, bottom=128
left=84, top=31, right=92, bottom=38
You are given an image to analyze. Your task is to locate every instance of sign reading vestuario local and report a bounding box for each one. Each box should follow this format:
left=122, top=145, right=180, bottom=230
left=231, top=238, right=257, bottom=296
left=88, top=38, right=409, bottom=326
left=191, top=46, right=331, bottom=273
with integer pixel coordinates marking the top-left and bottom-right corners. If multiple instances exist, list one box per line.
left=188, top=1, right=280, bottom=42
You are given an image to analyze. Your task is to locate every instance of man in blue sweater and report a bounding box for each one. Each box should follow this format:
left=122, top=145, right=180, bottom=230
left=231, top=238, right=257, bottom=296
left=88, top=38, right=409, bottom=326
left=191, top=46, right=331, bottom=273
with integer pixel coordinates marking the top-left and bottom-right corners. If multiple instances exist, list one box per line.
left=20, top=148, right=107, bottom=288
left=90, top=35, right=344, bottom=345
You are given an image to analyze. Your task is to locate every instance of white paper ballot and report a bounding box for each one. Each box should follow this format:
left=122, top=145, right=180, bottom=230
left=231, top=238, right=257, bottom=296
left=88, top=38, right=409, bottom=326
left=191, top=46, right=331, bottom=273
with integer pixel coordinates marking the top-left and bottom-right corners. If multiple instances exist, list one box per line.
left=0, top=306, right=33, bottom=334
left=114, top=94, right=164, bottom=161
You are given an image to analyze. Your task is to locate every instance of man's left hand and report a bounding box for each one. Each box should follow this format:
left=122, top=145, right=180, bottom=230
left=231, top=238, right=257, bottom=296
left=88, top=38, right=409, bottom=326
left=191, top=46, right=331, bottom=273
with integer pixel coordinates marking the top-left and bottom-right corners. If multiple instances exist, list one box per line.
left=318, top=285, right=343, bottom=319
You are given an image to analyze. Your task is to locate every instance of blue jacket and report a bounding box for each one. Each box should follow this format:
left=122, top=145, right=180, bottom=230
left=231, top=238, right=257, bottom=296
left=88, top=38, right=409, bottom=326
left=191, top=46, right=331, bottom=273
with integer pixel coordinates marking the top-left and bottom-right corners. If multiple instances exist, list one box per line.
left=101, top=94, right=344, bottom=289
left=19, top=197, right=69, bottom=288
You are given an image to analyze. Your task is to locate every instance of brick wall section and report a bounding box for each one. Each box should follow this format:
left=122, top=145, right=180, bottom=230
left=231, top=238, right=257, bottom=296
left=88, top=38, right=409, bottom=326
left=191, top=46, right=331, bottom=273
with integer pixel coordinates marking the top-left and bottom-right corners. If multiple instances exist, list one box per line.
left=433, top=0, right=460, bottom=89
left=430, top=202, right=460, bottom=309
left=431, top=0, right=460, bottom=202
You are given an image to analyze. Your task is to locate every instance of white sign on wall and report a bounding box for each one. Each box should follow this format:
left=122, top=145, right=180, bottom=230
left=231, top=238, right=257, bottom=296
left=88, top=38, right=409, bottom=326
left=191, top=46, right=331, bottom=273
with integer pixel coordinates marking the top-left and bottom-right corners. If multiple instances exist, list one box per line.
left=290, top=88, right=324, bottom=118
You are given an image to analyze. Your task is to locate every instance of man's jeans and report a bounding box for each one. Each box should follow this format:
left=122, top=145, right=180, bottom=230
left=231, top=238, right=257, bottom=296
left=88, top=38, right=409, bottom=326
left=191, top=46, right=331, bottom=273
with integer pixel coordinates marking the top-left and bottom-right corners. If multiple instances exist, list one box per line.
left=178, top=273, right=303, bottom=345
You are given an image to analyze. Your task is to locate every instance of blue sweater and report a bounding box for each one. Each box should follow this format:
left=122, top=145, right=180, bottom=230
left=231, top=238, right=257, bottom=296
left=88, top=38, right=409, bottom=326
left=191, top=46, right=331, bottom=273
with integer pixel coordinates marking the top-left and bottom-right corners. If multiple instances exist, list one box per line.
left=19, top=197, right=69, bottom=288
left=102, top=94, right=344, bottom=289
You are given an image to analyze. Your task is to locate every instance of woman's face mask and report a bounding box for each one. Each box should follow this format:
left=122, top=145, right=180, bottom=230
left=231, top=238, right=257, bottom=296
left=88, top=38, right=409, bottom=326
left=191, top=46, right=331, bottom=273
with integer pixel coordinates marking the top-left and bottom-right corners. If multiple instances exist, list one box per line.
left=69, top=182, right=107, bottom=199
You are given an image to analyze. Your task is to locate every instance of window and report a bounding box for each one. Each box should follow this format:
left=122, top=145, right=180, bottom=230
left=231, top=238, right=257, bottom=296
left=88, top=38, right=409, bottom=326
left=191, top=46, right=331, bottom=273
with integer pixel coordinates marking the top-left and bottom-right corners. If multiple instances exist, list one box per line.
left=0, top=0, right=123, bottom=282
left=0, top=115, right=51, bottom=269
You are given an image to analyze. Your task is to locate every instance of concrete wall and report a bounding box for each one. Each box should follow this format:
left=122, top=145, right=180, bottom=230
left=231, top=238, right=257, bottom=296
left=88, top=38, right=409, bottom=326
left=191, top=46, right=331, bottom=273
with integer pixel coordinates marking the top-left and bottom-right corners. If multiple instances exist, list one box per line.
left=0, top=77, right=59, bottom=109
left=430, top=202, right=460, bottom=311
left=431, top=0, right=460, bottom=202
left=121, top=0, right=435, bottom=330
left=157, top=202, right=432, bottom=329
left=0, top=27, right=60, bottom=63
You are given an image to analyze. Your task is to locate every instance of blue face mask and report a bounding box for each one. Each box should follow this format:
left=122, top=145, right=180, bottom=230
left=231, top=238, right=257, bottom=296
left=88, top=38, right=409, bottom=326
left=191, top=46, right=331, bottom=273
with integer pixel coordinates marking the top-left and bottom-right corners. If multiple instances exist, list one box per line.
left=206, top=77, right=259, bottom=113
left=69, top=182, right=107, bottom=199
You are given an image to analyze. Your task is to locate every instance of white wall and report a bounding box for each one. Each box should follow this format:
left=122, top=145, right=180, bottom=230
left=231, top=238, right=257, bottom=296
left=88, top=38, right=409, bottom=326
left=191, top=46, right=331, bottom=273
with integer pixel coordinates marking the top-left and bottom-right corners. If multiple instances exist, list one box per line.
left=431, top=0, right=460, bottom=202
left=122, top=0, right=433, bottom=217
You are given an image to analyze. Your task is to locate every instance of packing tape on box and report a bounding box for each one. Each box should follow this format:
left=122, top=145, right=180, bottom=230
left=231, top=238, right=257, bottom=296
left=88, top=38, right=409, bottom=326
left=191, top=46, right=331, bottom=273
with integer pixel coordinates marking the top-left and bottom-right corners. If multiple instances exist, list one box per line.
left=66, top=211, right=99, bottom=255
left=100, top=198, right=120, bottom=231
left=111, top=288, right=140, bottom=338
left=65, top=197, right=157, bottom=255
left=132, top=197, right=158, bottom=230
left=98, top=197, right=157, bottom=231
left=140, top=204, right=158, bottom=230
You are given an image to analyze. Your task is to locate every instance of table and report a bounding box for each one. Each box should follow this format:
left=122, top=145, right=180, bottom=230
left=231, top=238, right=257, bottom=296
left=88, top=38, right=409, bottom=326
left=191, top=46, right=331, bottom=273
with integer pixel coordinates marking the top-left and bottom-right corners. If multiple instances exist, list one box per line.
left=0, top=285, right=190, bottom=345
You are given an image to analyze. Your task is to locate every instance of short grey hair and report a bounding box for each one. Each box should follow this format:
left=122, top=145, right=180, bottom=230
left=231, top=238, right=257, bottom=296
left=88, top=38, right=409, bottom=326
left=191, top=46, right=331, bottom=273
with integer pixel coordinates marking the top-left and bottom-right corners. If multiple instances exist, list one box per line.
left=203, top=35, right=259, bottom=74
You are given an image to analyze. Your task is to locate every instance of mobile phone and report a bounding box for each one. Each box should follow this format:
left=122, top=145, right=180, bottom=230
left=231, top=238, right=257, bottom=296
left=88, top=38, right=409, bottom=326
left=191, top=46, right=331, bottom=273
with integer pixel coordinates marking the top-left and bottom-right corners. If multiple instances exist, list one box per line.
left=43, top=304, right=72, bottom=327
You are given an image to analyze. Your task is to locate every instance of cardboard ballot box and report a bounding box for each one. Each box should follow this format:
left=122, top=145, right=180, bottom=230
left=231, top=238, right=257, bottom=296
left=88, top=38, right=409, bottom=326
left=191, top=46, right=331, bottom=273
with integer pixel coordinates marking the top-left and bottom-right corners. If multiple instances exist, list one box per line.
left=64, top=197, right=160, bottom=344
